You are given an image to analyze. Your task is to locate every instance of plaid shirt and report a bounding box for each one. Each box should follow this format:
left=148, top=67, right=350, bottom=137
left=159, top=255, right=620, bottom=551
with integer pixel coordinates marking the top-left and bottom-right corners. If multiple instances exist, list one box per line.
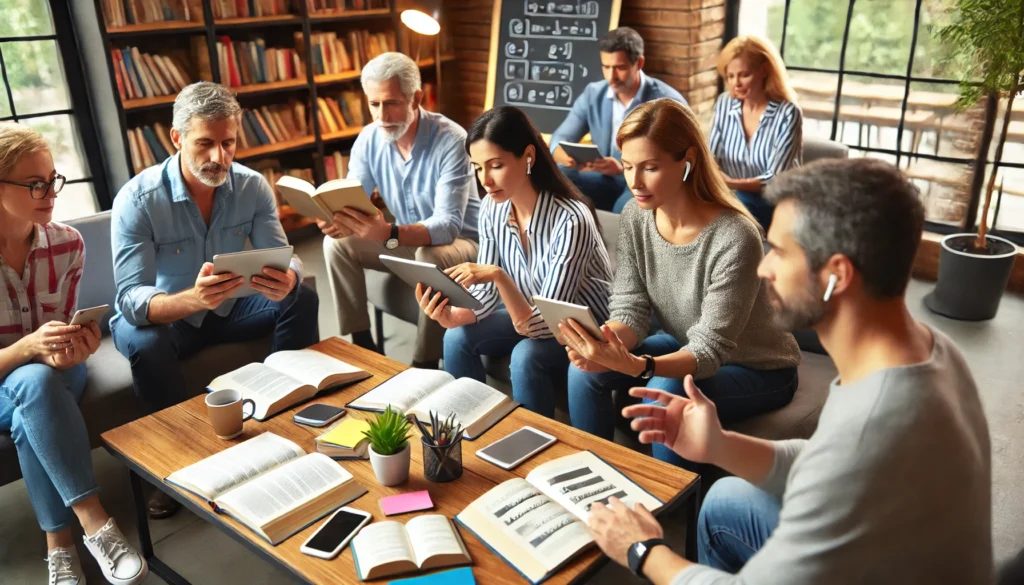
left=0, top=222, right=84, bottom=348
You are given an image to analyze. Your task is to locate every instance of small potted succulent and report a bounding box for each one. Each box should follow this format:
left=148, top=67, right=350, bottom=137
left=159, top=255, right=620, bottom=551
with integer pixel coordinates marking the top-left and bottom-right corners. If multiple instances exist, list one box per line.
left=364, top=405, right=413, bottom=486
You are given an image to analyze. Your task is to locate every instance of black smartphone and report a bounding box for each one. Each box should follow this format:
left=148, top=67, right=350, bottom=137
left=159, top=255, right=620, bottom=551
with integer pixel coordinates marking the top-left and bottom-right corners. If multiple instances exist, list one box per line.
left=293, top=404, right=346, bottom=427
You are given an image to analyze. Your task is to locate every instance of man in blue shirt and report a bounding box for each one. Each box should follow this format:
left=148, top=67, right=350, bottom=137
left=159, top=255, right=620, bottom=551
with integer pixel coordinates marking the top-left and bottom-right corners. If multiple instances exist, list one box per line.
left=550, top=27, right=688, bottom=212
left=111, top=83, right=319, bottom=516
left=318, top=53, right=479, bottom=369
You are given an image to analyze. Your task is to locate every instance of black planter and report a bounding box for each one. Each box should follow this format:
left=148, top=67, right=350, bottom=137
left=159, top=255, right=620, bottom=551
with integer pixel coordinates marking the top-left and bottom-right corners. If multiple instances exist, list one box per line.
left=924, top=234, right=1018, bottom=321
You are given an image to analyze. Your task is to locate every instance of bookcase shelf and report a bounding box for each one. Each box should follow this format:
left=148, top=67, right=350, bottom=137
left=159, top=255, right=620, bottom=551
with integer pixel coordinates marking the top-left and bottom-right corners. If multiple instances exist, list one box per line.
left=214, top=15, right=303, bottom=29
left=235, top=135, right=317, bottom=161
left=309, top=9, right=392, bottom=24
left=322, top=126, right=365, bottom=144
left=106, top=20, right=206, bottom=37
left=122, top=94, right=178, bottom=111
left=315, top=70, right=362, bottom=86
left=233, top=78, right=309, bottom=97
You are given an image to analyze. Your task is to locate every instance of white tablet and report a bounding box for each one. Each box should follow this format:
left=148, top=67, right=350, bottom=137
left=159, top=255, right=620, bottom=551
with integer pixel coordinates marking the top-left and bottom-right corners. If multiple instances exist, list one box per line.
left=379, top=255, right=484, bottom=311
left=533, top=296, right=604, bottom=342
left=212, top=246, right=294, bottom=298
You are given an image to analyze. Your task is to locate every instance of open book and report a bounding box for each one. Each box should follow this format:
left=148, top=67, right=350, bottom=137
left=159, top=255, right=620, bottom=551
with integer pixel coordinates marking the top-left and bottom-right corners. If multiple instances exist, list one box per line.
left=165, top=433, right=367, bottom=545
left=347, top=368, right=519, bottom=440
left=207, top=348, right=371, bottom=421
left=351, top=514, right=471, bottom=580
left=275, top=175, right=379, bottom=221
left=456, top=451, right=662, bottom=584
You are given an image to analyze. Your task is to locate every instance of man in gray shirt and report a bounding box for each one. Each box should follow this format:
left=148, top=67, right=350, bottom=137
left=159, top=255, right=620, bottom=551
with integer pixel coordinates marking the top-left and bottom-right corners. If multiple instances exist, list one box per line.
left=586, top=158, right=992, bottom=584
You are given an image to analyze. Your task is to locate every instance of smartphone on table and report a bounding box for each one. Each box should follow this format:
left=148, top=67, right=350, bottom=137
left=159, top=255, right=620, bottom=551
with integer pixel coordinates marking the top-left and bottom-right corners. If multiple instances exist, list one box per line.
left=299, top=507, right=372, bottom=560
left=293, top=404, right=346, bottom=428
left=476, top=426, right=558, bottom=470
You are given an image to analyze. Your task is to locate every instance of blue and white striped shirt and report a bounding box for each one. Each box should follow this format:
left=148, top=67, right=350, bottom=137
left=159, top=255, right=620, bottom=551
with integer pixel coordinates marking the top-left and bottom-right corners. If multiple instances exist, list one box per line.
left=469, top=191, right=612, bottom=339
left=708, top=92, right=803, bottom=186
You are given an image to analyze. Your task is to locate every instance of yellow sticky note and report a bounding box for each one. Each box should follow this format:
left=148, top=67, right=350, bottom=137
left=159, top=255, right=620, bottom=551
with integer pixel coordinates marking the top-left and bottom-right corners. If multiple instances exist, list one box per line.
left=318, top=417, right=371, bottom=448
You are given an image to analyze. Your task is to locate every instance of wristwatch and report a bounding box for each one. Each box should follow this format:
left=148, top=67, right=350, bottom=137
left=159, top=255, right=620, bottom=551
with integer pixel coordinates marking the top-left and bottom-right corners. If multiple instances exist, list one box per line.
left=639, top=354, right=656, bottom=380
left=385, top=223, right=400, bottom=250
left=627, top=538, right=668, bottom=578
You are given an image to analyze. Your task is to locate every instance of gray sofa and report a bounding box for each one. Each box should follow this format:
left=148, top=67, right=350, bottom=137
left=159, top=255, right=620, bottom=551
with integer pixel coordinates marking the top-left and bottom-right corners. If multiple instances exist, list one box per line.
left=0, top=211, right=273, bottom=487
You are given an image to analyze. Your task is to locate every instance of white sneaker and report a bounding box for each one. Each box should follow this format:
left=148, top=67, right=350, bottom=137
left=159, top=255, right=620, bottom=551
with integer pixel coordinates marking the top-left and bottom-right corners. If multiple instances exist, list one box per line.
left=47, top=546, right=85, bottom=585
left=82, top=519, right=148, bottom=585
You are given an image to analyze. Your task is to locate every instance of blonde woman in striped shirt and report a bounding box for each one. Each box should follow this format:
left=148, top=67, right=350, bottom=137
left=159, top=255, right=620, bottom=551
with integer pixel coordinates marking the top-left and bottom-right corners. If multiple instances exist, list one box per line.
left=710, top=35, right=802, bottom=231
left=415, top=106, right=612, bottom=417
left=0, top=124, right=146, bottom=585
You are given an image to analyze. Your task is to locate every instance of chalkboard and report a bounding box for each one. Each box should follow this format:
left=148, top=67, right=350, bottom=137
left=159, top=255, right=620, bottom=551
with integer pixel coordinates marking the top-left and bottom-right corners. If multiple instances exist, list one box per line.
left=485, top=0, right=622, bottom=135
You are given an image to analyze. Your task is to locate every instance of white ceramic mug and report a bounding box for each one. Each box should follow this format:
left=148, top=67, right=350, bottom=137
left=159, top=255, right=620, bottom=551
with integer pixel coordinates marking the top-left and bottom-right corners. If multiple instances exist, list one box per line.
left=205, top=389, right=255, bottom=440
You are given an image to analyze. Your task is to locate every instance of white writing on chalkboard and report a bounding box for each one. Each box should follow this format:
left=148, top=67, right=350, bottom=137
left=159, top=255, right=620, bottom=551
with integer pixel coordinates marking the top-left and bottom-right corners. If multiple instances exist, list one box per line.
left=525, top=1, right=600, bottom=17
left=510, top=19, right=598, bottom=40
left=505, top=82, right=574, bottom=110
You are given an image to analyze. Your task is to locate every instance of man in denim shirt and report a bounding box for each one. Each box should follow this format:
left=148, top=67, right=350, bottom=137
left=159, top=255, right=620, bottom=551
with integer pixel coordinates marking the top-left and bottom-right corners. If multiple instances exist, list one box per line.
left=319, top=53, right=479, bottom=369
left=110, top=83, right=319, bottom=515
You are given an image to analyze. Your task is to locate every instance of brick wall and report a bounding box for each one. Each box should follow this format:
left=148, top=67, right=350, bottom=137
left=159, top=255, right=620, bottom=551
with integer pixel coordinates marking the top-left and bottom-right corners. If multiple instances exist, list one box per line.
left=441, top=0, right=726, bottom=129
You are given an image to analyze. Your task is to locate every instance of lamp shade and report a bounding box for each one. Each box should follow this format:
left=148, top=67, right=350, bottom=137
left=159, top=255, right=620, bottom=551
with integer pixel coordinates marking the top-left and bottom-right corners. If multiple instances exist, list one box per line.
left=401, top=9, right=440, bottom=36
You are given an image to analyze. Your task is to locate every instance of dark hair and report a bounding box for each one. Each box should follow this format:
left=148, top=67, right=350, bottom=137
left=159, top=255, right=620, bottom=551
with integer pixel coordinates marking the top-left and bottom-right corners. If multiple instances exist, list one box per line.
left=466, top=106, right=597, bottom=221
left=599, top=27, right=644, bottom=63
left=764, top=158, right=925, bottom=298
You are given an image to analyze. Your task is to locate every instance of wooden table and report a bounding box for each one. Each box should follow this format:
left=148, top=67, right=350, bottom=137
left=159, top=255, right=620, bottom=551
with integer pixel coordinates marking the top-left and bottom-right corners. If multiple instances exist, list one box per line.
left=102, top=338, right=701, bottom=585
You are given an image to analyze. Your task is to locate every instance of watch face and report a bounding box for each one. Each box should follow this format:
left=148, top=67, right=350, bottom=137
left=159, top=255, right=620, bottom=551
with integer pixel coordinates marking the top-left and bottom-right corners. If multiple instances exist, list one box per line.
left=386, top=239, right=399, bottom=250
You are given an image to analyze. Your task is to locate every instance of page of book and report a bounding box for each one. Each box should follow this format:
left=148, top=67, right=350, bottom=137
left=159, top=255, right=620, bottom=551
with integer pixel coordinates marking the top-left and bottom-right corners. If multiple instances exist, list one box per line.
left=165, top=433, right=304, bottom=501
left=408, top=378, right=507, bottom=427
left=527, top=451, right=662, bottom=524
left=275, top=175, right=332, bottom=222
left=352, top=521, right=416, bottom=570
left=350, top=368, right=455, bottom=413
left=209, top=363, right=307, bottom=407
left=406, top=515, right=468, bottom=567
left=263, top=349, right=367, bottom=390
left=215, top=453, right=354, bottom=528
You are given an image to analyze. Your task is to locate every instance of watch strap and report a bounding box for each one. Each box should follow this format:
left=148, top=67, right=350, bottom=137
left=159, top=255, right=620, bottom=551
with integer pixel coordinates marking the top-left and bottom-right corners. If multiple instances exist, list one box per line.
left=389, top=223, right=399, bottom=241
left=640, top=354, right=656, bottom=379
left=629, top=537, right=669, bottom=577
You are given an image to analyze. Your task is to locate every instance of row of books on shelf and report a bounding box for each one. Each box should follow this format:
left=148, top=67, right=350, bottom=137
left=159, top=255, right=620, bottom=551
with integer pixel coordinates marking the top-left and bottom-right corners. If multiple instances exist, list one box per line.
left=127, top=123, right=177, bottom=174
left=306, top=0, right=389, bottom=12
left=215, top=37, right=305, bottom=87
left=112, top=46, right=194, bottom=102
left=212, top=0, right=293, bottom=19
left=304, top=29, right=395, bottom=76
left=318, top=92, right=367, bottom=133
left=102, top=0, right=197, bottom=28
left=239, top=103, right=310, bottom=150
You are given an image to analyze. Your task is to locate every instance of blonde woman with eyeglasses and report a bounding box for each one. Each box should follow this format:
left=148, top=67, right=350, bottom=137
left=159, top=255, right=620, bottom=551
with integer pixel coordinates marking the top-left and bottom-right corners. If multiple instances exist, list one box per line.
left=0, top=123, right=147, bottom=585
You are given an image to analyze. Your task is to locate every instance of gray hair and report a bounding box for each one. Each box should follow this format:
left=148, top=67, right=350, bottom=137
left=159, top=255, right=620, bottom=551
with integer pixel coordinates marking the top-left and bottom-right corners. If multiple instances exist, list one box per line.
left=172, top=81, right=242, bottom=137
left=360, top=52, right=421, bottom=100
left=764, top=158, right=924, bottom=298
left=599, top=27, right=644, bottom=63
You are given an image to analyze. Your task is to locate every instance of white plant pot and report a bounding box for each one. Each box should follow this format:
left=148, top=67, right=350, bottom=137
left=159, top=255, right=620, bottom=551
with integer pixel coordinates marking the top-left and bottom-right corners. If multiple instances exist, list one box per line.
left=369, top=444, right=411, bottom=486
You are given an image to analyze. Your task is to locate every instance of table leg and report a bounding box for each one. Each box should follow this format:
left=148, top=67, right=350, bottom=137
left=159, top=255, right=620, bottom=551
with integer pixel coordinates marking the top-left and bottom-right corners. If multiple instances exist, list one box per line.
left=129, top=470, right=193, bottom=585
left=684, top=477, right=701, bottom=562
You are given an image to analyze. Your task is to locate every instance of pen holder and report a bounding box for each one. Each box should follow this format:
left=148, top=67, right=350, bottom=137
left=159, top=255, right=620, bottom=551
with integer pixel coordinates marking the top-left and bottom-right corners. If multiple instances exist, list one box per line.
left=422, top=436, right=463, bottom=483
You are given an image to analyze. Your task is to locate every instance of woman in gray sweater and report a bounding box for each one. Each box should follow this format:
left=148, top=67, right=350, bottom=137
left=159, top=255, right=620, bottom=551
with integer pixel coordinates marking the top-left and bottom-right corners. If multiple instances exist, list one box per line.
left=560, top=98, right=800, bottom=468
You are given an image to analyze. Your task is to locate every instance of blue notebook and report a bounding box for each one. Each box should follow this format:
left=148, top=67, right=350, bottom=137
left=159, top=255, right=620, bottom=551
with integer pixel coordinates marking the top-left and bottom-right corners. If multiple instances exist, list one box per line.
left=388, top=567, right=476, bottom=585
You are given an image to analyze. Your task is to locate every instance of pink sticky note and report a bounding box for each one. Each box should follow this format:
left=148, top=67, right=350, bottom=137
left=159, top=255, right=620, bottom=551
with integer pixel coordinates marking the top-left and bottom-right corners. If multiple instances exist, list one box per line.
left=379, top=490, right=434, bottom=516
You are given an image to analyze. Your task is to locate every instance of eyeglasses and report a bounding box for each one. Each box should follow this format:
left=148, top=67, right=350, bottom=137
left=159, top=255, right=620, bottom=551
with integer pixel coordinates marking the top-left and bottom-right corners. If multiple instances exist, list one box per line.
left=0, top=174, right=66, bottom=199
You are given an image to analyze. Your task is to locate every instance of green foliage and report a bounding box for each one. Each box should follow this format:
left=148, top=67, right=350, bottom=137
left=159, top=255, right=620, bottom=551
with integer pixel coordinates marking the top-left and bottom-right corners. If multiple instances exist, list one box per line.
left=363, top=405, right=412, bottom=456
left=938, top=0, right=1024, bottom=111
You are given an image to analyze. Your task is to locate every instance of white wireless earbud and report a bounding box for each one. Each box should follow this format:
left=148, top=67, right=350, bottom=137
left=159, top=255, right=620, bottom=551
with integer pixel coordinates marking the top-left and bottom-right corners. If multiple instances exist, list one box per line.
left=683, top=161, right=692, bottom=183
left=527, top=157, right=532, bottom=175
left=823, top=274, right=838, bottom=302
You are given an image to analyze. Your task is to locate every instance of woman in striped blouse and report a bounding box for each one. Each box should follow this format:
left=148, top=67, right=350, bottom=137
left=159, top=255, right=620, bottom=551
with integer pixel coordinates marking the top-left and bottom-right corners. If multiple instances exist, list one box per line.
left=415, top=106, right=612, bottom=417
left=709, top=35, right=802, bottom=231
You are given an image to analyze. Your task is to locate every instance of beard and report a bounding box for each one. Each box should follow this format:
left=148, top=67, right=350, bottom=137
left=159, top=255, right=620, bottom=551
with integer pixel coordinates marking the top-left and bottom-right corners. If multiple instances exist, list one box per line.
left=378, top=118, right=412, bottom=143
left=185, top=154, right=228, bottom=188
left=763, top=277, right=827, bottom=332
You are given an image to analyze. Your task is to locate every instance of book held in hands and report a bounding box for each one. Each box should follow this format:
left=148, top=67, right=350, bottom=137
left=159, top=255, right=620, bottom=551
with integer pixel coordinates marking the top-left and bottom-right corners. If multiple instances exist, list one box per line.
left=275, top=175, right=379, bottom=222
left=347, top=369, right=520, bottom=440
left=207, top=348, right=371, bottom=421
left=455, top=451, right=662, bottom=584
left=351, top=514, right=472, bottom=580
left=165, top=433, right=367, bottom=545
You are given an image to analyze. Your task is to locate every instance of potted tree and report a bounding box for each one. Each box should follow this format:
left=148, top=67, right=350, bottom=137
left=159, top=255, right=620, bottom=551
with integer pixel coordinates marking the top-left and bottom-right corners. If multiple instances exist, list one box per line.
left=364, top=406, right=413, bottom=486
left=925, top=0, right=1023, bottom=320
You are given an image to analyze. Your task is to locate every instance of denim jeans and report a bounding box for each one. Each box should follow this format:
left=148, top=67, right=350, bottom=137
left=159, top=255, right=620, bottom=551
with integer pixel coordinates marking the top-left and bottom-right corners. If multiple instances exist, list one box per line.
left=0, top=362, right=94, bottom=532
left=443, top=310, right=569, bottom=418
left=568, top=333, right=799, bottom=467
left=112, top=282, right=319, bottom=412
left=559, top=165, right=629, bottom=212
left=735, top=190, right=775, bottom=232
left=698, top=477, right=782, bottom=572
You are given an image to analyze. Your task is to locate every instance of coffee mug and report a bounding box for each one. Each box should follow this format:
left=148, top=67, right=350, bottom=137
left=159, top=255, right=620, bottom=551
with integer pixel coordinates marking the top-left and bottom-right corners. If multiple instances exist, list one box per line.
left=205, top=389, right=255, bottom=440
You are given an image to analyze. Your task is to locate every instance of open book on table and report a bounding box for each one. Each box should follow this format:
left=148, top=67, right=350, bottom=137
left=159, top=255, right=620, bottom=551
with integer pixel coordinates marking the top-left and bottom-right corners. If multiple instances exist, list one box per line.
left=455, top=451, right=662, bottom=584
left=351, top=514, right=471, bottom=580
left=165, top=433, right=367, bottom=545
left=207, top=348, right=371, bottom=421
left=346, top=368, right=519, bottom=440
left=275, top=175, right=379, bottom=221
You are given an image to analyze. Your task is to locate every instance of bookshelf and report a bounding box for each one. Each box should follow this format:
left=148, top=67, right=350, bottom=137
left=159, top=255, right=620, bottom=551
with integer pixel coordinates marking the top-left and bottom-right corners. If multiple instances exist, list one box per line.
left=91, top=0, right=452, bottom=232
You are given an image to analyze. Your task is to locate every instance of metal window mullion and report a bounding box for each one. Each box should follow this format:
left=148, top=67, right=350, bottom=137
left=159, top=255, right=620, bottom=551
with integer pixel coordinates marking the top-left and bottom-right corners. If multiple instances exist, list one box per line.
left=779, top=0, right=793, bottom=59
left=829, top=0, right=858, bottom=141
left=1, top=108, right=74, bottom=122
left=894, top=0, right=925, bottom=168
left=0, top=44, right=17, bottom=121
left=0, top=34, right=58, bottom=43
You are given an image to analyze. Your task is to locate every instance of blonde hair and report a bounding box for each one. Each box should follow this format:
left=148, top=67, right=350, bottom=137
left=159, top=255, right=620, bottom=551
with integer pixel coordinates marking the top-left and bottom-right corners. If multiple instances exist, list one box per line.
left=717, top=35, right=797, bottom=104
left=0, top=122, right=49, bottom=180
left=616, top=98, right=760, bottom=231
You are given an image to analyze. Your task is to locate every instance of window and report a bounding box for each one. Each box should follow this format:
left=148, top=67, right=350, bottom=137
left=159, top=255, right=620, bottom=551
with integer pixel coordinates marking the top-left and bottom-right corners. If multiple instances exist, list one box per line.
left=1, top=0, right=103, bottom=221
left=739, top=0, right=1024, bottom=241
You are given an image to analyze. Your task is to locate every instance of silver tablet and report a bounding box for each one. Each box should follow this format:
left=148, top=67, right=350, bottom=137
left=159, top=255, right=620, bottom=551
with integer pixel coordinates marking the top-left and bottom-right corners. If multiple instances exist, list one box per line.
left=379, top=255, right=484, bottom=311
left=533, top=296, right=604, bottom=342
left=212, top=246, right=294, bottom=298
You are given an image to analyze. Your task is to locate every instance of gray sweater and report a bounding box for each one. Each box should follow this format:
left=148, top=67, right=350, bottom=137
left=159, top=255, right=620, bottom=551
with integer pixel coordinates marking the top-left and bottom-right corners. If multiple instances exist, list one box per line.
left=675, top=326, right=993, bottom=585
left=610, top=200, right=799, bottom=379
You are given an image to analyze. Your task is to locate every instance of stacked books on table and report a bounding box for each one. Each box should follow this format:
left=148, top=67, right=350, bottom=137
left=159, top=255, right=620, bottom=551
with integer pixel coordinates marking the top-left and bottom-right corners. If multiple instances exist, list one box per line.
left=101, top=0, right=195, bottom=27
left=315, top=416, right=371, bottom=459
left=318, top=92, right=367, bottom=133
left=127, top=123, right=176, bottom=174
left=212, top=0, right=293, bottom=18
left=215, top=36, right=306, bottom=87
left=111, top=46, right=193, bottom=102
left=239, top=102, right=310, bottom=150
